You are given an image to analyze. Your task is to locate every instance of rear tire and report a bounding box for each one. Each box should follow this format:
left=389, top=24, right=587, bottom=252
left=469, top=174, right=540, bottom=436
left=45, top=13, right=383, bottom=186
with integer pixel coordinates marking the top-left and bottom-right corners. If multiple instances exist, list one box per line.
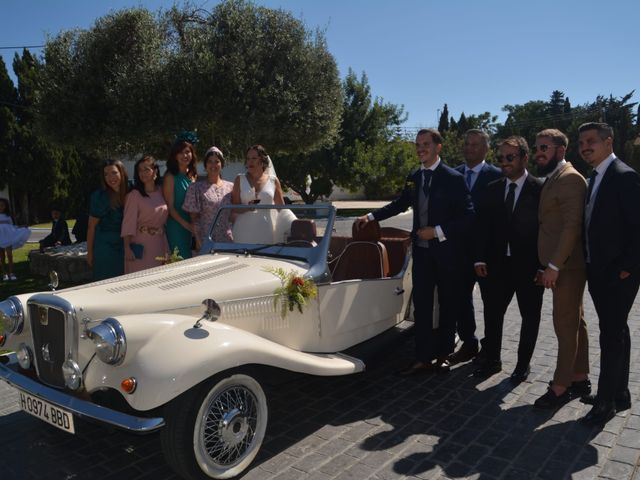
left=161, top=372, right=268, bottom=479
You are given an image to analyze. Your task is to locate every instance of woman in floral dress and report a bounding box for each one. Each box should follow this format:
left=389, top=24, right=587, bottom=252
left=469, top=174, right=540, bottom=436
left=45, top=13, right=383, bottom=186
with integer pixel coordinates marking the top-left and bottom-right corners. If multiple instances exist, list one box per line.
left=183, top=146, right=233, bottom=252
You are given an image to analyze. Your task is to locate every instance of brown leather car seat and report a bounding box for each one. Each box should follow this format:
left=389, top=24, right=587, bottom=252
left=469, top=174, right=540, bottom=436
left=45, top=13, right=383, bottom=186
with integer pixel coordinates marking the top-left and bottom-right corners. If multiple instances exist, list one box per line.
left=288, top=219, right=317, bottom=247
left=331, top=220, right=390, bottom=281
left=380, top=227, right=411, bottom=277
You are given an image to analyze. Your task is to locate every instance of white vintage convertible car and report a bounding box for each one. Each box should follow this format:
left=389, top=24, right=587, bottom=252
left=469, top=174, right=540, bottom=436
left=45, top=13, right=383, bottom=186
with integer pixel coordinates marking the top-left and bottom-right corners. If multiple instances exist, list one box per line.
left=0, top=204, right=413, bottom=480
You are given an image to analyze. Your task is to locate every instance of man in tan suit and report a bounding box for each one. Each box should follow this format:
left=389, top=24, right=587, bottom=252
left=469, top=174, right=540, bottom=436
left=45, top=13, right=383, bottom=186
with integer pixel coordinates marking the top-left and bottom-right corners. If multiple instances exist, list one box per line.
left=533, top=128, right=591, bottom=408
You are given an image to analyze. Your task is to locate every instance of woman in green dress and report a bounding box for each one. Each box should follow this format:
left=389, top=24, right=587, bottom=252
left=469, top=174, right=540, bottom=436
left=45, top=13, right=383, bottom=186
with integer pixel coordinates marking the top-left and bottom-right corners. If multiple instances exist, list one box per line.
left=87, top=159, right=129, bottom=280
left=163, top=139, right=197, bottom=259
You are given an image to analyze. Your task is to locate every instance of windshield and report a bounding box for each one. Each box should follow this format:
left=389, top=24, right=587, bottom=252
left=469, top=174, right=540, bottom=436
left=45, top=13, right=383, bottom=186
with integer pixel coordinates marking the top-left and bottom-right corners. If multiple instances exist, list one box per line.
left=200, top=204, right=335, bottom=262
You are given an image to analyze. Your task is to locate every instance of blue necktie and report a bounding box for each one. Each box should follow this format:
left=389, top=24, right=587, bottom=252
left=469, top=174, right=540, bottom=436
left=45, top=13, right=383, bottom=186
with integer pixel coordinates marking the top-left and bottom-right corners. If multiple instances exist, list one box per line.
left=422, top=170, right=432, bottom=197
left=466, top=170, right=474, bottom=189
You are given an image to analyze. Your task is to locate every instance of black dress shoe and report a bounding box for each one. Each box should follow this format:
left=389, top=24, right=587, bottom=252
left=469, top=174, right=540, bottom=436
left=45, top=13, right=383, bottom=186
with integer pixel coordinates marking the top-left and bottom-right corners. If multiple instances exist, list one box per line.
left=509, top=365, right=530, bottom=384
left=448, top=342, right=479, bottom=365
left=534, top=387, right=571, bottom=409
left=580, top=401, right=616, bottom=426
left=473, top=360, right=502, bottom=378
left=569, top=379, right=592, bottom=397
left=581, top=392, right=631, bottom=412
left=398, top=361, right=437, bottom=376
left=434, top=357, right=451, bottom=374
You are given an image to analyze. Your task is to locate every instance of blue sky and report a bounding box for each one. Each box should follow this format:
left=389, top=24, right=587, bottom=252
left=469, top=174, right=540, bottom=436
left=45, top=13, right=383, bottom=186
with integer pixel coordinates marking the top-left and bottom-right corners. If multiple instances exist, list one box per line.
left=1, top=0, right=638, bottom=129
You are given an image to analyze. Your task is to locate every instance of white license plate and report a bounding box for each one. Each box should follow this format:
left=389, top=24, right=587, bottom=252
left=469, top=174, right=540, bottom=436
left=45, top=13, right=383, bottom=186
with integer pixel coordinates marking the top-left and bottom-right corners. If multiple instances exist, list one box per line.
left=18, top=390, right=75, bottom=434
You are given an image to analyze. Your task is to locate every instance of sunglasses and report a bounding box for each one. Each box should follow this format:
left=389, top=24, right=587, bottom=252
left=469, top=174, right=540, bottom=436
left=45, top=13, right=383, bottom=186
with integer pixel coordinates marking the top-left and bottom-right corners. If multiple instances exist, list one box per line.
left=496, top=154, right=519, bottom=163
left=532, top=144, right=555, bottom=153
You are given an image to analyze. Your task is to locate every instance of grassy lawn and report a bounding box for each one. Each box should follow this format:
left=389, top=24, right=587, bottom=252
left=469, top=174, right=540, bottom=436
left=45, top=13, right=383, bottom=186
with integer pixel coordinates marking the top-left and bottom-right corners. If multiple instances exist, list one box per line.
left=0, top=244, right=51, bottom=298
left=30, top=219, right=77, bottom=229
left=1, top=244, right=86, bottom=298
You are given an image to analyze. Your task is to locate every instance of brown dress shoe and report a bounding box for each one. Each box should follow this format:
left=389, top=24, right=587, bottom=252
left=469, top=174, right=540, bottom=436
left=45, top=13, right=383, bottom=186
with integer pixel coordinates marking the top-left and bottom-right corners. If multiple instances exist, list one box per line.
left=448, top=342, right=479, bottom=365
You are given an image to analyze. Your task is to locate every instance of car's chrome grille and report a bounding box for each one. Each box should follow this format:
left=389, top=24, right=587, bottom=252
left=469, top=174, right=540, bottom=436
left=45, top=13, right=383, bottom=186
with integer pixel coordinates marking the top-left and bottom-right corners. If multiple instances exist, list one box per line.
left=29, top=304, right=66, bottom=388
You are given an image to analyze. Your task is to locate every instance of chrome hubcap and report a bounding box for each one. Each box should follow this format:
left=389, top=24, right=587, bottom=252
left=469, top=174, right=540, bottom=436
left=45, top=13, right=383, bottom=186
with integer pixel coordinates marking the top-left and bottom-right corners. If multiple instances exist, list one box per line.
left=203, top=386, right=258, bottom=466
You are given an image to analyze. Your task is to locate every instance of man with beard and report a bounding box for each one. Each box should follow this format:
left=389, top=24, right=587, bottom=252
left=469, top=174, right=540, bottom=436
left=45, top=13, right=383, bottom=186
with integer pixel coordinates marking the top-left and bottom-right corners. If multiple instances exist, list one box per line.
left=473, top=136, right=544, bottom=381
left=449, top=129, right=502, bottom=365
left=355, top=129, right=475, bottom=375
left=578, top=122, right=640, bottom=425
left=533, top=128, right=591, bottom=409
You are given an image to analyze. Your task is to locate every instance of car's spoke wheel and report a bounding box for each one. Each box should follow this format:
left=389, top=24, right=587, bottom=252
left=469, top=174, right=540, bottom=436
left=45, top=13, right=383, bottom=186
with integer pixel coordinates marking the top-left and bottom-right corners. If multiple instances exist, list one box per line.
left=162, top=373, right=268, bottom=480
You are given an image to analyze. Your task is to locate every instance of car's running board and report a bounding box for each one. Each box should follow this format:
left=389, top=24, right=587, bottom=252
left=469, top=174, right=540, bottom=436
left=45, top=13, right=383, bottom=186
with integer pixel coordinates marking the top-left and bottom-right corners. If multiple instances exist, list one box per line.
left=340, top=320, right=414, bottom=368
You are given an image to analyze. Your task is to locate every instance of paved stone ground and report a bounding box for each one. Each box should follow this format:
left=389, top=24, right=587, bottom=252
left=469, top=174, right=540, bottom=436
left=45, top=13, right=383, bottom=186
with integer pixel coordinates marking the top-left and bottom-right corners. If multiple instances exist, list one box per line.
left=2, top=288, right=640, bottom=480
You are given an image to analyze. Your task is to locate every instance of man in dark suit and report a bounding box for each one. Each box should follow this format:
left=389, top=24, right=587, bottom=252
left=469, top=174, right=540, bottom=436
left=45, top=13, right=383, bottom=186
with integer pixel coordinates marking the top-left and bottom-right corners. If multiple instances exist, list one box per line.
left=355, top=128, right=475, bottom=374
left=450, top=129, right=502, bottom=364
left=39, top=207, right=72, bottom=250
left=472, top=136, right=544, bottom=381
left=577, top=122, right=640, bottom=425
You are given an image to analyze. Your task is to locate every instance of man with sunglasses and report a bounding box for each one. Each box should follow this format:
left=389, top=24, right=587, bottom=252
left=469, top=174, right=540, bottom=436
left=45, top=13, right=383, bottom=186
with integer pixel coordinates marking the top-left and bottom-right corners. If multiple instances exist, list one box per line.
left=578, top=122, right=640, bottom=425
left=473, top=136, right=544, bottom=381
left=533, top=128, right=590, bottom=409
left=449, top=129, right=502, bottom=366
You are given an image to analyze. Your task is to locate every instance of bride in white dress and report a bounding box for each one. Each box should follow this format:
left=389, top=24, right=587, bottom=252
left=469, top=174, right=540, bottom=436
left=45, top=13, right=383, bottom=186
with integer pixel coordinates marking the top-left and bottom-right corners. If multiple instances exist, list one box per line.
left=231, top=145, right=286, bottom=243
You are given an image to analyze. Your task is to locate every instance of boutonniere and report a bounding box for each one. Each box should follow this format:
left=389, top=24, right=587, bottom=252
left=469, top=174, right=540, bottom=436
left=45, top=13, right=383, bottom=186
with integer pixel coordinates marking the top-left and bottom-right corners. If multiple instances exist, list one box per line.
left=405, top=179, right=416, bottom=190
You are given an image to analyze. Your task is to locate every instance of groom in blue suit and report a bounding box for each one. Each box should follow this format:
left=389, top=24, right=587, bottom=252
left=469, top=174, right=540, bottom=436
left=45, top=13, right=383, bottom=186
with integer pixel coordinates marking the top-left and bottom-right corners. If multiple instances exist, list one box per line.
left=450, top=129, right=502, bottom=364
left=578, top=122, right=640, bottom=425
left=356, top=128, right=475, bottom=374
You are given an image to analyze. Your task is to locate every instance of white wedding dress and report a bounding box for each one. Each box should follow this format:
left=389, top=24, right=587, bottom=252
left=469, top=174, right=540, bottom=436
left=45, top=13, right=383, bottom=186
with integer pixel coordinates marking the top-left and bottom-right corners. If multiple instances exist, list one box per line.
left=232, top=174, right=278, bottom=244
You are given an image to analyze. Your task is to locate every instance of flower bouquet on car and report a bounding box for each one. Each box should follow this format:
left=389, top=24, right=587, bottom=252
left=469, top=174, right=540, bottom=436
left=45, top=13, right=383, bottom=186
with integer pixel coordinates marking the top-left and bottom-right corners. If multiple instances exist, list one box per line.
left=266, top=267, right=318, bottom=318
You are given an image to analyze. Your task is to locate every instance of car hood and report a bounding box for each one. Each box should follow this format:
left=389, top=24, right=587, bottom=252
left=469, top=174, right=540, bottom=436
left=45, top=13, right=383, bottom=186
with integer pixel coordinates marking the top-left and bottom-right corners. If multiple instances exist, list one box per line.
left=31, top=253, right=307, bottom=320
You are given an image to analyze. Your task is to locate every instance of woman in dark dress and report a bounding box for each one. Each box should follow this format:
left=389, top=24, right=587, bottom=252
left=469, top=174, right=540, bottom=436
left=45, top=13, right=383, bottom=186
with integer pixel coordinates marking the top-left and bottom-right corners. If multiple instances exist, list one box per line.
left=87, top=159, right=129, bottom=280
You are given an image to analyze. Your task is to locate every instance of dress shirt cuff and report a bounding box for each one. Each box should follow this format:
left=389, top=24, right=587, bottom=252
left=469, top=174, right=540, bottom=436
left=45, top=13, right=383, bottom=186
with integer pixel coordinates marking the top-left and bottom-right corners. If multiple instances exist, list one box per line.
left=366, top=213, right=375, bottom=221
left=474, top=262, right=486, bottom=267
left=547, top=263, right=559, bottom=272
left=435, top=225, right=446, bottom=242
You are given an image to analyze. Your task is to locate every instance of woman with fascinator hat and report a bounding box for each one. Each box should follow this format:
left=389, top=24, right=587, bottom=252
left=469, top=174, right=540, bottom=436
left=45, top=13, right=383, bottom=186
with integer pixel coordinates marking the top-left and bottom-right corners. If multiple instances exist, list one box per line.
left=163, top=132, right=198, bottom=259
left=231, top=144, right=285, bottom=243
left=182, top=146, right=234, bottom=251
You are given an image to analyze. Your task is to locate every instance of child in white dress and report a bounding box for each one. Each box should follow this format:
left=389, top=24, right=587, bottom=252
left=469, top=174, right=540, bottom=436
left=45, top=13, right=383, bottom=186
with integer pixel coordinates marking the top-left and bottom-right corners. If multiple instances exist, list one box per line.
left=0, top=198, right=31, bottom=281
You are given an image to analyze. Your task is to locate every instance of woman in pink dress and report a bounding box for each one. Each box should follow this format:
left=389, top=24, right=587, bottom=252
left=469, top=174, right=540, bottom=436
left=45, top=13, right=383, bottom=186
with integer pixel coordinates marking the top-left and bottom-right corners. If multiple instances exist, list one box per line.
left=183, top=146, right=234, bottom=252
left=121, top=156, right=169, bottom=273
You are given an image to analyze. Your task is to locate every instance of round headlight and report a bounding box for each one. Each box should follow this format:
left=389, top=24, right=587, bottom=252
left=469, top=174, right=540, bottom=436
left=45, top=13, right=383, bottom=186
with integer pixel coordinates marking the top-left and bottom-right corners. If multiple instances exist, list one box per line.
left=88, top=318, right=127, bottom=365
left=16, top=343, right=33, bottom=369
left=62, top=359, right=82, bottom=390
left=0, top=298, right=24, bottom=335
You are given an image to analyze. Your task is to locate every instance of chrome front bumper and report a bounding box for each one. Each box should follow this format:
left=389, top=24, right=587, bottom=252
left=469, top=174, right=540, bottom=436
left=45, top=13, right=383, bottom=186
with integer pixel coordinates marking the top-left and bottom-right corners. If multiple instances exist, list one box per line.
left=0, top=353, right=164, bottom=433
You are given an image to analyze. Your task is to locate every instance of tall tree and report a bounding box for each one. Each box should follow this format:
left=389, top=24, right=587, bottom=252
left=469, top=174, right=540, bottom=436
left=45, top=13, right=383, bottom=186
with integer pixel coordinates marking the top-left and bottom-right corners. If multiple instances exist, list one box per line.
left=438, top=104, right=450, bottom=132
left=5, top=50, right=84, bottom=222
left=39, top=1, right=343, bottom=157
left=0, top=57, right=19, bottom=198
left=455, top=112, right=470, bottom=134
left=277, top=70, right=407, bottom=202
